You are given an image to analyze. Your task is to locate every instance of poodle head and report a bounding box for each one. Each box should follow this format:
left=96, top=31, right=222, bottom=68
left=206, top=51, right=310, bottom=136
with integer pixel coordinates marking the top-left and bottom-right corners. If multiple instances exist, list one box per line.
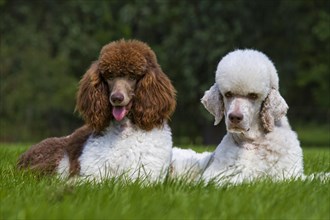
left=76, top=39, right=176, bottom=132
left=202, top=49, right=288, bottom=136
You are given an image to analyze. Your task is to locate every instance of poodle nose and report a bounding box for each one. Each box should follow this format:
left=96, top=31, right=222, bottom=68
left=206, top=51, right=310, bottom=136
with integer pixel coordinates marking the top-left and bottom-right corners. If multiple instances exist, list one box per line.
left=229, top=112, right=243, bottom=124
left=111, top=93, right=124, bottom=104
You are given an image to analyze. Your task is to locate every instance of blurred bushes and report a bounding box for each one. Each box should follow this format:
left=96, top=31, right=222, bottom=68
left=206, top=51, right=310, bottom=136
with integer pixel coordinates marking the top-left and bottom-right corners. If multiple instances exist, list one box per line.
left=0, top=0, right=329, bottom=144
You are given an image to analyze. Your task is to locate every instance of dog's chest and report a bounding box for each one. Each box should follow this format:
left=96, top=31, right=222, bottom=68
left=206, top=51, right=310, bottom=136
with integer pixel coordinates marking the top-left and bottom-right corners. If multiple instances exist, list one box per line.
left=78, top=124, right=172, bottom=180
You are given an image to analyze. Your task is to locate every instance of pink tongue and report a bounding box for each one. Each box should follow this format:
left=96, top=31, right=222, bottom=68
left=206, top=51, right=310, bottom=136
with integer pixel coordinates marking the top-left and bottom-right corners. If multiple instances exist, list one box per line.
left=112, top=106, right=127, bottom=121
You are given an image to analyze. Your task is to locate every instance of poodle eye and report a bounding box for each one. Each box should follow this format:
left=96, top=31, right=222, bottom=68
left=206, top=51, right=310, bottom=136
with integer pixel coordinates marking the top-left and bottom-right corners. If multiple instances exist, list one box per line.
left=108, top=75, right=115, bottom=81
left=224, top=92, right=233, bottom=98
left=247, top=93, right=258, bottom=100
left=128, top=75, right=137, bottom=81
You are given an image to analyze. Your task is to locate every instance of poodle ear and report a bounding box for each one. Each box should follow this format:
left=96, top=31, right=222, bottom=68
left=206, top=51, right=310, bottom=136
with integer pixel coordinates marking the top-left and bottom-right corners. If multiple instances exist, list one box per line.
left=75, top=62, right=111, bottom=132
left=201, top=83, right=224, bottom=125
left=260, top=89, right=288, bottom=132
left=132, top=67, right=176, bottom=131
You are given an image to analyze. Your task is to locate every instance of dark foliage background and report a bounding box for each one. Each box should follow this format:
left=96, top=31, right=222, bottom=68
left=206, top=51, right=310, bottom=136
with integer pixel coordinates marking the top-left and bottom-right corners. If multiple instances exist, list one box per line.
left=0, top=0, right=329, bottom=144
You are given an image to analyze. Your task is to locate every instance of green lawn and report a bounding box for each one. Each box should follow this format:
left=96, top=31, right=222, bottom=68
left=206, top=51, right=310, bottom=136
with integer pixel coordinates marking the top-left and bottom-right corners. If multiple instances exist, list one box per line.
left=1, top=143, right=329, bottom=220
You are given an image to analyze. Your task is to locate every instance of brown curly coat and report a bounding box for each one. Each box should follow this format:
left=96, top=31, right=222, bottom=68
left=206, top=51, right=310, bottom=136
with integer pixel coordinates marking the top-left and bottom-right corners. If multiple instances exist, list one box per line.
left=18, top=39, right=176, bottom=176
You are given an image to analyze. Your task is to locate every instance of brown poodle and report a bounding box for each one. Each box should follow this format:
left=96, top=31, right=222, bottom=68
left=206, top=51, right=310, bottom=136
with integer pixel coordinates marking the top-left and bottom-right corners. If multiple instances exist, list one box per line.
left=18, top=39, right=176, bottom=181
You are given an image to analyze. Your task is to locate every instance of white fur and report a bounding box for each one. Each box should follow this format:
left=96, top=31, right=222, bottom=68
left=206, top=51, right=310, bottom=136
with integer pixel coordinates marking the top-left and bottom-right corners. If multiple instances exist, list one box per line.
left=200, top=49, right=304, bottom=184
left=57, top=153, right=70, bottom=178
left=170, top=147, right=212, bottom=179
left=202, top=118, right=303, bottom=184
left=58, top=118, right=173, bottom=182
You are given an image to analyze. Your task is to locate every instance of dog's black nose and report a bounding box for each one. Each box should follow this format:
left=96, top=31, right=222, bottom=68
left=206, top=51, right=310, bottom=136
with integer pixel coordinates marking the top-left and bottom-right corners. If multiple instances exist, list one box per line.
left=229, top=112, right=243, bottom=124
left=111, top=93, right=124, bottom=104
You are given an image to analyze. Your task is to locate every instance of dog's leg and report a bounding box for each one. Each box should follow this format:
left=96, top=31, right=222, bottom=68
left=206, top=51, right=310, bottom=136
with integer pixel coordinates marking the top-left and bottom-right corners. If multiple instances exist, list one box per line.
left=17, top=125, right=92, bottom=176
left=17, top=136, right=68, bottom=175
left=65, top=125, right=93, bottom=176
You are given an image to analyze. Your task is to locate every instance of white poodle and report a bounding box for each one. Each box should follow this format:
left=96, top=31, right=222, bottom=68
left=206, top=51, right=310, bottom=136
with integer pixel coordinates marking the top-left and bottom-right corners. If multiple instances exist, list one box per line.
left=170, top=147, right=213, bottom=179
left=200, top=49, right=304, bottom=184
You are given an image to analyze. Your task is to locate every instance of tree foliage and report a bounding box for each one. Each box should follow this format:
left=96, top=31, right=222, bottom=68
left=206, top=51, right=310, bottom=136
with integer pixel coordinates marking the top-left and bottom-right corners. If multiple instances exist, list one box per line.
left=0, top=0, right=329, bottom=143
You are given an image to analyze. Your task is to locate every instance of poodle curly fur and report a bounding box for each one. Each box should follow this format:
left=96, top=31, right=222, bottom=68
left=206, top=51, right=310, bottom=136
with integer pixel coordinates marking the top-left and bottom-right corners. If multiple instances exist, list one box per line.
left=18, top=39, right=176, bottom=182
left=201, top=49, right=304, bottom=184
left=172, top=49, right=304, bottom=184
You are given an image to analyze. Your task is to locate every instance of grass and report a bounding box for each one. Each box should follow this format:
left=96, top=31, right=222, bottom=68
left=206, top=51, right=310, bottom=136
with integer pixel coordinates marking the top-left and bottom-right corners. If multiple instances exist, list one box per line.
left=1, top=143, right=329, bottom=220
